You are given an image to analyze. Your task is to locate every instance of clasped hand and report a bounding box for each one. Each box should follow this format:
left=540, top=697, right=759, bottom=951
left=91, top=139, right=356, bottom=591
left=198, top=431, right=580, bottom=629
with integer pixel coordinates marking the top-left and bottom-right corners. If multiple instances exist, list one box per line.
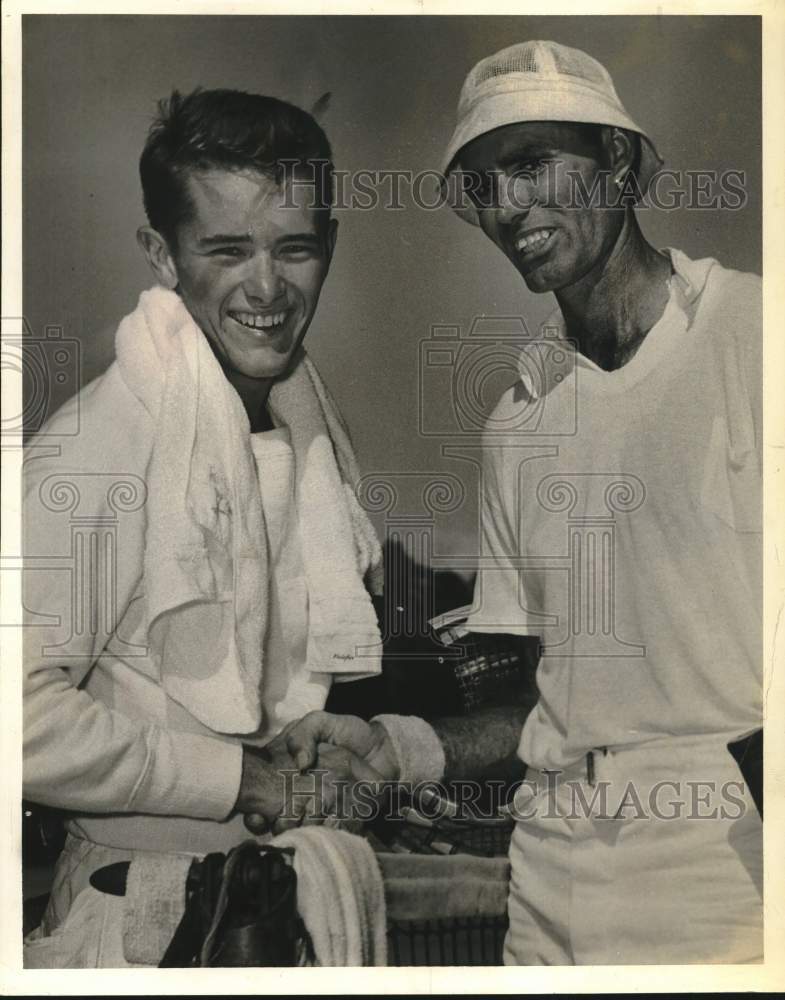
left=237, top=712, right=399, bottom=835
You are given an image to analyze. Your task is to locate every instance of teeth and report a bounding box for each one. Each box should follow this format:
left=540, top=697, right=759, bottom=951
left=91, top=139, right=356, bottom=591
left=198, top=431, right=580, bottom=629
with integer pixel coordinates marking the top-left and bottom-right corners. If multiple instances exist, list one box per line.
left=231, top=310, right=287, bottom=330
left=515, top=229, right=552, bottom=253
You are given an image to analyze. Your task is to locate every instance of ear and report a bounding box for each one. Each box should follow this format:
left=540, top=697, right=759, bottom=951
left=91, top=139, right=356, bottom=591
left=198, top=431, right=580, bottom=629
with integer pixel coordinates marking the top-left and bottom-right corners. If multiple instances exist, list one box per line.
left=324, top=217, right=338, bottom=267
left=136, top=226, right=179, bottom=290
left=605, top=127, right=636, bottom=187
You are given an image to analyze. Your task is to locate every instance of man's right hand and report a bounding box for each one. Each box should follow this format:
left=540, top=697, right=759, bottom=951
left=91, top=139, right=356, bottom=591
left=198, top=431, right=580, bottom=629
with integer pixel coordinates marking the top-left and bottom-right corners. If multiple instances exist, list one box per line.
left=236, top=735, right=387, bottom=835
left=268, top=711, right=400, bottom=781
left=235, top=743, right=294, bottom=833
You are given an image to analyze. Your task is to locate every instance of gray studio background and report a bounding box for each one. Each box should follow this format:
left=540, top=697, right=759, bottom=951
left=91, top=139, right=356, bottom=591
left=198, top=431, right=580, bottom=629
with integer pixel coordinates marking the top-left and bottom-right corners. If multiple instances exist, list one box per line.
left=23, top=15, right=761, bottom=564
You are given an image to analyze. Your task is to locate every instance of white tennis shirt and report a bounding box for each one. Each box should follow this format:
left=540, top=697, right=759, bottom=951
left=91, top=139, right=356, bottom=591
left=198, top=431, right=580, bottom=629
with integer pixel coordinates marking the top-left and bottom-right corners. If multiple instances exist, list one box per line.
left=465, top=249, right=762, bottom=769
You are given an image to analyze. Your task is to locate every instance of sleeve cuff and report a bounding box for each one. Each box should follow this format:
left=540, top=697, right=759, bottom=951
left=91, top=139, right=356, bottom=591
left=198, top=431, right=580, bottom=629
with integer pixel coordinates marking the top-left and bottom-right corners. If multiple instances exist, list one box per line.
left=129, top=730, right=243, bottom=821
left=370, top=714, right=446, bottom=786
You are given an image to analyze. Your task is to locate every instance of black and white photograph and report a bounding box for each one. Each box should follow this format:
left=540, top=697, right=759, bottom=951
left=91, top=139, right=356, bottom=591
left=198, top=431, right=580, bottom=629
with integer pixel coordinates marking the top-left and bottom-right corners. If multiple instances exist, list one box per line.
left=2, top=4, right=783, bottom=992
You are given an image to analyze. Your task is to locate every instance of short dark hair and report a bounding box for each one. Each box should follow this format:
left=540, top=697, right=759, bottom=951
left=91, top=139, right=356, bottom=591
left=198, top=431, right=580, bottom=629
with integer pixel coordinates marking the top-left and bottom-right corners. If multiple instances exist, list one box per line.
left=139, top=88, right=333, bottom=247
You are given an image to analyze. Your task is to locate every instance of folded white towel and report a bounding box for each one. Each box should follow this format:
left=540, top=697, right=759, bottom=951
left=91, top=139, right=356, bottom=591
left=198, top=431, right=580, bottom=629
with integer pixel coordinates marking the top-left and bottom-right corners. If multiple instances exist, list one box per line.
left=115, top=287, right=382, bottom=734
left=122, top=851, right=192, bottom=965
left=120, top=827, right=387, bottom=967
left=275, top=826, right=387, bottom=966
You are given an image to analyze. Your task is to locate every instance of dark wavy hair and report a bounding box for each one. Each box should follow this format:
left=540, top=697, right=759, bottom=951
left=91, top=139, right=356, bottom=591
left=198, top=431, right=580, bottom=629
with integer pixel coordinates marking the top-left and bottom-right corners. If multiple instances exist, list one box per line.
left=139, top=88, right=334, bottom=247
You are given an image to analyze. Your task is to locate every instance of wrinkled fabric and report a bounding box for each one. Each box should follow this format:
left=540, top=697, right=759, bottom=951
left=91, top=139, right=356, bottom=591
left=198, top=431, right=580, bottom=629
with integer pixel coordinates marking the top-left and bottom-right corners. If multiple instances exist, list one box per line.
left=466, top=249, right=762, bottom=770
left=504, top=736, right=763, bottom=964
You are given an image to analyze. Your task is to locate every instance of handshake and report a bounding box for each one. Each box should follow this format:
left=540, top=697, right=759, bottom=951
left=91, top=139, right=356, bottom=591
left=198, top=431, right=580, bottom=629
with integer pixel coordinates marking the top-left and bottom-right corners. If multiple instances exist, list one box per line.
left=234, top=712, right=401, bottom=835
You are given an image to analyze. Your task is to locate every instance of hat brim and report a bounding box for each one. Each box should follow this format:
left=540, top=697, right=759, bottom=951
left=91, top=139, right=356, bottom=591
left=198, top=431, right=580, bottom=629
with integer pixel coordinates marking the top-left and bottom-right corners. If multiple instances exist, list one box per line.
left=441, top=86, right=663, bottom=225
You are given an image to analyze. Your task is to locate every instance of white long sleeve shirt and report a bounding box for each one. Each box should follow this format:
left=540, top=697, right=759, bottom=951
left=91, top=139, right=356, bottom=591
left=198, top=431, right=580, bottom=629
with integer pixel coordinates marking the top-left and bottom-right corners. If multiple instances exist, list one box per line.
left=23, top=361, right=336, bottom=854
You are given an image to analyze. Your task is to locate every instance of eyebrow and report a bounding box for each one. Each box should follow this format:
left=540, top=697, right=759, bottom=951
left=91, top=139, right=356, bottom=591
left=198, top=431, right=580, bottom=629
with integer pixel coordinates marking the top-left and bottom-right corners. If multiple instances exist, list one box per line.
left=198, top=234, right=253, bottom=247
left=197, top=232, right=322, bottom=247
left=498, top=146, right=558, bottom=167
left=277, top=232, right=322, bottom=243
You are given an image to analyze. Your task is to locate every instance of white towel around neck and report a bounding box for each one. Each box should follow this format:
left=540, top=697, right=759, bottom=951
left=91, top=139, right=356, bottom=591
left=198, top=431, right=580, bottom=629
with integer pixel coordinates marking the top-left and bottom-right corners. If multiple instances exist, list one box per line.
left=114, top=287, right=382, bottom=734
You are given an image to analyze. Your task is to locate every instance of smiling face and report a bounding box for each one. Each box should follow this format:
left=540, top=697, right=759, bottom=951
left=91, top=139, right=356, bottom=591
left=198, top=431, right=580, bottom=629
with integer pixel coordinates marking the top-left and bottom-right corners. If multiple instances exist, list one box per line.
left=141, top=166, right=336, bottom=381
left=459, top=122, right=625, bottom=295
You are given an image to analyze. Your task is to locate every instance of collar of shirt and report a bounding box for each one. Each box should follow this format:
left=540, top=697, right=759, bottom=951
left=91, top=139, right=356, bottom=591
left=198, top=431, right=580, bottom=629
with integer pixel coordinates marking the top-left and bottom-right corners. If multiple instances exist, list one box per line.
left=516, top=247, right=715, bottom=400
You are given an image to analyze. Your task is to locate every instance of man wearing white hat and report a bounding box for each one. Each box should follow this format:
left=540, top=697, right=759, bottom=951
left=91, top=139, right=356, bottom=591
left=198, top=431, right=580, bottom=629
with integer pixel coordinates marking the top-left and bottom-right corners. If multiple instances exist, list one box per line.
left=438, top=40, right=763, bottom=966
left=273, top=40, right=763, bottom=965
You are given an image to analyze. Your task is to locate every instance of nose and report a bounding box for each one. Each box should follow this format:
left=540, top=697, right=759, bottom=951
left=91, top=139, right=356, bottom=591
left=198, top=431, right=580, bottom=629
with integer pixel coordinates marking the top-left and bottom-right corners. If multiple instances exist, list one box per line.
left=244, top=253, right=284, bottom=306
left=497, top=169, right=538, bottom=223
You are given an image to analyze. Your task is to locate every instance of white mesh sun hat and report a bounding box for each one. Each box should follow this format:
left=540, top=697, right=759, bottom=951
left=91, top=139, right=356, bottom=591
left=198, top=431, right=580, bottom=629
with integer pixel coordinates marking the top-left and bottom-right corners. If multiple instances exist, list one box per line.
left=442, top=40, right=664, bottom=225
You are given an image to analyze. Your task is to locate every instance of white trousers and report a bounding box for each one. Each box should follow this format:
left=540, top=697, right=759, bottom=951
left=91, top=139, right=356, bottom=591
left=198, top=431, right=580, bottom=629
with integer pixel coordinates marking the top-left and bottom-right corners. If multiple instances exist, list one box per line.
left=24, top=837, right=173, bottom=968
left=503, top=735, right=763, bottom=965
left=26, top=736, right=763, bottom=968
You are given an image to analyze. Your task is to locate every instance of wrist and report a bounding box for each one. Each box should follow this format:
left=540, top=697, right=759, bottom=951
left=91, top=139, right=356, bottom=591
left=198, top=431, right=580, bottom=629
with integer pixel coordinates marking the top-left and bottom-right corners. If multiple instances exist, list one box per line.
left=367, top=721, right=401, bottom=781
left=370, top=714, right=446, bottom=786
left=235, top=743, right=276, bottom=816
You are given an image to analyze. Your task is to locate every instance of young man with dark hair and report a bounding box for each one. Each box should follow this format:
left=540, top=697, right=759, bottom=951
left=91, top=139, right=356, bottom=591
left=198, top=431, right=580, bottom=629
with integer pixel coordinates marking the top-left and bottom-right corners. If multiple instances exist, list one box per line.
left=23, top=88, right=385, bottom=967
left=282, top=40, right=763, bottom=965
left=139, top=89, right=335, bottom=254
